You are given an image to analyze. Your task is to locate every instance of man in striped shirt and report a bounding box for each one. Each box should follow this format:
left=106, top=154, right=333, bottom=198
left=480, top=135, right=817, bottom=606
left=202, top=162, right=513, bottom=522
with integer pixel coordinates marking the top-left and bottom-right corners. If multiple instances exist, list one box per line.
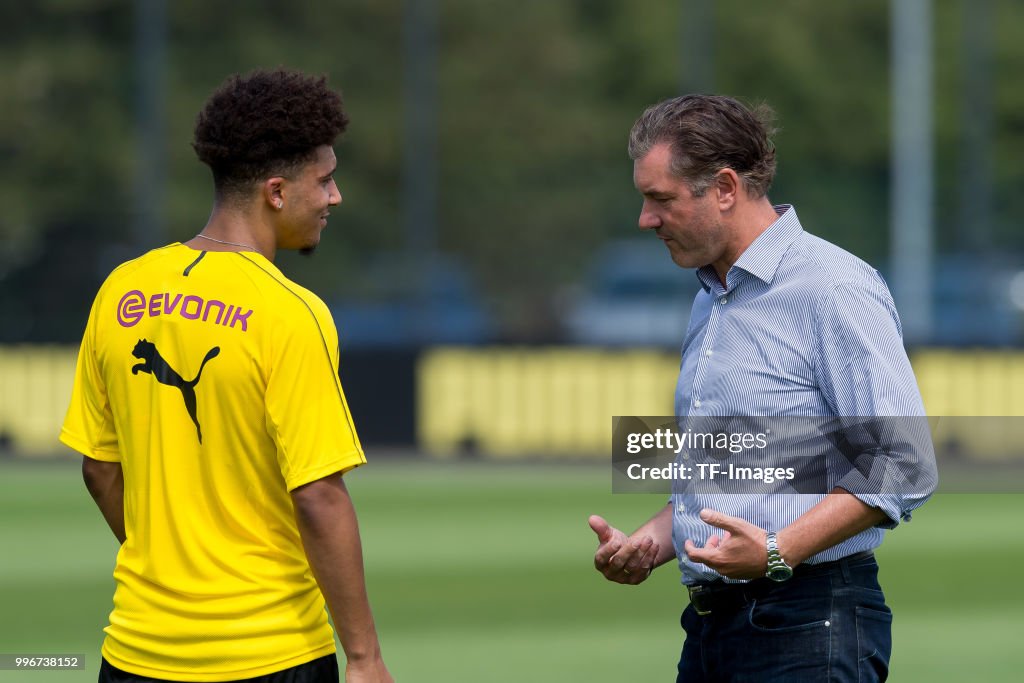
left=590, top=95, right=937, bottom=682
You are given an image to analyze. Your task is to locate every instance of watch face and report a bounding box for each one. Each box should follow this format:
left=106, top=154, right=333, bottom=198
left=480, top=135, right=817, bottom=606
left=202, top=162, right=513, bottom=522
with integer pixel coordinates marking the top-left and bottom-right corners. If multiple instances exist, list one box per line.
left=767, top=565, right=793, bottom=582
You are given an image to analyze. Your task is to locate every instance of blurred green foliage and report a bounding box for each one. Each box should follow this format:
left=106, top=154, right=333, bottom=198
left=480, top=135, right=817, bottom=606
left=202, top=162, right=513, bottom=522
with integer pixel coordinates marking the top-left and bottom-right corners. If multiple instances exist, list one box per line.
left=1, top=0, right=1022, bottom=341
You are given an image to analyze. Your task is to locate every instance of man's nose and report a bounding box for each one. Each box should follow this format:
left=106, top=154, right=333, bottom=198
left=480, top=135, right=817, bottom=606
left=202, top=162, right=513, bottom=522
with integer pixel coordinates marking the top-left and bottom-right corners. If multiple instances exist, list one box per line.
left=638, top=202, right=660, bottom=230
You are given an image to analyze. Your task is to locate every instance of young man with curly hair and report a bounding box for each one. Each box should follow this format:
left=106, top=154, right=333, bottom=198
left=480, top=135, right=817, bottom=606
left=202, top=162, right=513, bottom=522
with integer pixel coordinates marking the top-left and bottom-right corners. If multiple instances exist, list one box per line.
left=61, top=69, right=393, bottom=683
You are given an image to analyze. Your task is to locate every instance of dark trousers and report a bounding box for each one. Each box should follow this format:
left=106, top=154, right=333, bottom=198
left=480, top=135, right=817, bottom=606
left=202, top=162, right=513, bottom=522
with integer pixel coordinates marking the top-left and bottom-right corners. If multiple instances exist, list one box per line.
left=99, top=653, right=339, bottom=683
left=677, top=553, right=891, bottom=682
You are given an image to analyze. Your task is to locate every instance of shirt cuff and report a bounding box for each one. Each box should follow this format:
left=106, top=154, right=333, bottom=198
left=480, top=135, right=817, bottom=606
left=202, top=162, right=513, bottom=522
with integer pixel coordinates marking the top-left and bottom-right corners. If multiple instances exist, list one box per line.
left=847, top=492, right=904, bottom=529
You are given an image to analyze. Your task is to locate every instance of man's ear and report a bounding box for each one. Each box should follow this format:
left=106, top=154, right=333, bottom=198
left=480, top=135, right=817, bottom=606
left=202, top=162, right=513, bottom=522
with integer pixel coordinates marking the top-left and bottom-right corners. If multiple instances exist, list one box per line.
left=263, top=176, right=286, bottom=210
left=714, top=169, right=741, bottom=211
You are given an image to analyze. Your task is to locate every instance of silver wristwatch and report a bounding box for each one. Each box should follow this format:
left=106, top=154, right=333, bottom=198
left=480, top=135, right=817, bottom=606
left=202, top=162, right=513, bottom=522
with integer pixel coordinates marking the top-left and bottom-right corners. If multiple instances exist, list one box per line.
left=765, top=531, right=793, bottom=582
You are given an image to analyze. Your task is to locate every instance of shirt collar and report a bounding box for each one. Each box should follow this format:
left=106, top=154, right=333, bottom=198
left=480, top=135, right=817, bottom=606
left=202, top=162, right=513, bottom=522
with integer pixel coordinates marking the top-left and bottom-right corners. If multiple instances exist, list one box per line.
left=696, top=204, right=803, bottom=291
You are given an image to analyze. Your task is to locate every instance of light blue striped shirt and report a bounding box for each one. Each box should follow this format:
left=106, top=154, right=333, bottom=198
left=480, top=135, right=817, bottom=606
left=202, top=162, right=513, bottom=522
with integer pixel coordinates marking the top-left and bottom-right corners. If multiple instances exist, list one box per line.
left=671, top=205, right=938, bottom=584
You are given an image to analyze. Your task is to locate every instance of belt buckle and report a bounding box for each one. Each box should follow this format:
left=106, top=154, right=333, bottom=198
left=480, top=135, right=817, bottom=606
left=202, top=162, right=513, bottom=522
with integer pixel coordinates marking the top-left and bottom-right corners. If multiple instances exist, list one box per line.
left=687, top=585, right=712, bottom=616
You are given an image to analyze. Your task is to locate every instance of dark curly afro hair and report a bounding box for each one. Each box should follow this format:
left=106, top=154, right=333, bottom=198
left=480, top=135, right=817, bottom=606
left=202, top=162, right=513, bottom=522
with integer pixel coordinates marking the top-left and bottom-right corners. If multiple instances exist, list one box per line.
left=192, top=69, right=349, bottom=196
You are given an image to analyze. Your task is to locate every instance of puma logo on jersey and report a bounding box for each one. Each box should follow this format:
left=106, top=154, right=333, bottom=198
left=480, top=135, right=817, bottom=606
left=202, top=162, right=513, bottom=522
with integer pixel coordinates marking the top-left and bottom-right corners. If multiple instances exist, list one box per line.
left=131, top=339, right=221, bottom=444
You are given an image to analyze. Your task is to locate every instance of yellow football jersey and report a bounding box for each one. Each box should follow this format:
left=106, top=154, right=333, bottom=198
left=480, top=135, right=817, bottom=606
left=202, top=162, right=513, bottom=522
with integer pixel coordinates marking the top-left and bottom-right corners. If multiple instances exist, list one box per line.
left=60, top=243, right=366, bottom=681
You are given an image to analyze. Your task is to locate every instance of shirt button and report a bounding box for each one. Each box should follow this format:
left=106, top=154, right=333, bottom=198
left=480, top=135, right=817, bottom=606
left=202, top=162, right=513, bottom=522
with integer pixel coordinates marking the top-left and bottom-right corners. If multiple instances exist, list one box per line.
left=693, top=399, right=702, bottom=408
left=705, top=349, right=713, bottom=356
left=720, top=297, right=728, bottom=304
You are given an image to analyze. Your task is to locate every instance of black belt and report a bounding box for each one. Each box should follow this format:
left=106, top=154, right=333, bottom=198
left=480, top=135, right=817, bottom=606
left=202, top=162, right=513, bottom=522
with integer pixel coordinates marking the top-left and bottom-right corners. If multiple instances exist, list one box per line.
left=686, top=550, right=875, bottom=617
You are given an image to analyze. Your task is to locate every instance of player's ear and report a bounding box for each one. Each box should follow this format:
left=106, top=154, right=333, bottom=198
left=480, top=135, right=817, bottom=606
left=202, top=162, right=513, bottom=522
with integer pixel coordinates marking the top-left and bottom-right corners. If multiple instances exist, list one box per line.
left=263, top=177, right=286, bottom=210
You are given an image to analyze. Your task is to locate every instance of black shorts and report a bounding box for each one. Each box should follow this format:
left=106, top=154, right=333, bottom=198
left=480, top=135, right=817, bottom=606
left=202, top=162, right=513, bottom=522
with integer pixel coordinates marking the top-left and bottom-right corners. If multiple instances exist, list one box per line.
left=98, top=654, right=339, bottom=683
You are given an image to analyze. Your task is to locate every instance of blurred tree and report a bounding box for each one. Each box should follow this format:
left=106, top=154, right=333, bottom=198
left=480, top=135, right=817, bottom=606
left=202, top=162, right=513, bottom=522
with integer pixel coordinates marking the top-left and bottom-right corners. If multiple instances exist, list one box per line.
left=991, top=0, right=1024, bottom=249
left=0, top=0, right=135, bottom=341
left=1, top=0, right=1022, bottom=342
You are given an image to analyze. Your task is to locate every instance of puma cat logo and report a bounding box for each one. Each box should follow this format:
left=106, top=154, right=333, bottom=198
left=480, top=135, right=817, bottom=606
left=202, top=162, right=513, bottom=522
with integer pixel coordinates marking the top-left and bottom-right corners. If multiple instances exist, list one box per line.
left=131, top=339, right=220, bottom=444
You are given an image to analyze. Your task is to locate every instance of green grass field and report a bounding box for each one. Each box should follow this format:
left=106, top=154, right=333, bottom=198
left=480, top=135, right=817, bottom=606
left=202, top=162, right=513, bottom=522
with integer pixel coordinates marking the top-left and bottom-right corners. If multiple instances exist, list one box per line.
left=1, top=458, right=1022, bottom=682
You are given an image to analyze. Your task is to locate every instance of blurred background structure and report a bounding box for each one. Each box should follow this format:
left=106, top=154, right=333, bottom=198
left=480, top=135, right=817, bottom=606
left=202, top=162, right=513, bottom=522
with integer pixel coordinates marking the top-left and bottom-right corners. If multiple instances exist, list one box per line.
left=2, top=2, right=1024, bottom=681
left=2, top=0, right=1024, bottom=456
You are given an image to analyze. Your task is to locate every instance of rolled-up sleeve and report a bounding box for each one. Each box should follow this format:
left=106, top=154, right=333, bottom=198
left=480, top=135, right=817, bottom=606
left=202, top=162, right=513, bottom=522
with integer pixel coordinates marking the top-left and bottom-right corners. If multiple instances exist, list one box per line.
left=813, top=279, right=939, bottom=527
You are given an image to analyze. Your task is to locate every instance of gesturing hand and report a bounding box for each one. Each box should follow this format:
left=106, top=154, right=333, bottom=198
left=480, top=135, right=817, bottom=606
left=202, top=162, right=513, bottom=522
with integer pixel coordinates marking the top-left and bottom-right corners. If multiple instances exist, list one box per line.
left=589, top=515, right=659, bottom=585
left=683, top=508, right=768, bottom=580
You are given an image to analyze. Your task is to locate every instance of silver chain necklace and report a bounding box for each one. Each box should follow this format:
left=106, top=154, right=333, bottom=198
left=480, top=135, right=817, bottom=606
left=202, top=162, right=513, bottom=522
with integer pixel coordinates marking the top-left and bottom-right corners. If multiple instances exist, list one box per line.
left=195, top=233, right=258, bottom=251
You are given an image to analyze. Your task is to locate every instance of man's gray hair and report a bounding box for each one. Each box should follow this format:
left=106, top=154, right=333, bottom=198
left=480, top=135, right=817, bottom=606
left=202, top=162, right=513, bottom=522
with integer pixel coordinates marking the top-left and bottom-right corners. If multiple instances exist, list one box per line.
left=628, top=94, right=777, bottom=198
